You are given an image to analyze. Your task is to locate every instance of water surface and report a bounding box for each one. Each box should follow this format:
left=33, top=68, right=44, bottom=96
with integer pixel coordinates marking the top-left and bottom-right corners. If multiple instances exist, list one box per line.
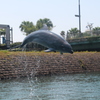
left=0, top=72, right=100, bottom=100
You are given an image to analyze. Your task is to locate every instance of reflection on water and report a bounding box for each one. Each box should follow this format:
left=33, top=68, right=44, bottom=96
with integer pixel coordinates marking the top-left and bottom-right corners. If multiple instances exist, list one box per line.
left=0, top=72, right=100, bottom=100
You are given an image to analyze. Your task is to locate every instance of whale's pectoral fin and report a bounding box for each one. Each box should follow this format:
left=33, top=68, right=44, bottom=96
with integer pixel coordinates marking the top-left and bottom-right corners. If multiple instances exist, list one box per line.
left=45, top=48, right=56, bottom=52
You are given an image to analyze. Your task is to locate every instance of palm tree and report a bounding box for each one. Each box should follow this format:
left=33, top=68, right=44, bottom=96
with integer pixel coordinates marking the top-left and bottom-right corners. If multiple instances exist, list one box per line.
left=0, top=29, right=6, bottom=35
left=93, top=27, right=100, bottom=36
left=67, top=28, right=79, bottom=38
left=60, top=31, right=65, bottom=39
left=19, top=21, right=36, bottom=35
left=36, top=18, right=53, bottom=30
left=0, top=29, right=6, bottom=44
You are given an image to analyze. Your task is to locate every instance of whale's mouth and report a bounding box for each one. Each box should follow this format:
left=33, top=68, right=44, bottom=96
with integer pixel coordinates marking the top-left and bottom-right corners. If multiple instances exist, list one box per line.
left=70, top=50, right=74, bottom=54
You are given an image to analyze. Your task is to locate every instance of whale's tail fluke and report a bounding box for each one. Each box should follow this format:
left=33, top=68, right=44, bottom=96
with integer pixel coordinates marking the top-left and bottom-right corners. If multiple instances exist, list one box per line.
left=9, top=44, right=22, bottom=51
left=13, top=45, right=21, bottom=48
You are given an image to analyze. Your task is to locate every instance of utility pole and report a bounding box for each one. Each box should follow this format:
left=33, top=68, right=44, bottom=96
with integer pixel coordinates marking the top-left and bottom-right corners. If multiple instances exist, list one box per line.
left=75, top=0, right=81, bottom=34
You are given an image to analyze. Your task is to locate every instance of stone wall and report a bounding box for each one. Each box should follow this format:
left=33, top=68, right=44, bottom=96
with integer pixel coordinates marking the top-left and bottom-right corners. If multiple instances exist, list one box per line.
left=0, top=52, right=100, bottom=79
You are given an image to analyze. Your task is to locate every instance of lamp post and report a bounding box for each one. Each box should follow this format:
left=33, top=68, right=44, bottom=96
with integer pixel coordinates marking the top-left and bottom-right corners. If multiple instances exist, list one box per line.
left=75, top=0, right=81, bottom=34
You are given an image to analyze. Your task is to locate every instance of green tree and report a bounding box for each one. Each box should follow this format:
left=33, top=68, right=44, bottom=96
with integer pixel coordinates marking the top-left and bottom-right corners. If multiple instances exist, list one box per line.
left=36, top=18, right=53, bottom=30
left=0, top=29, right=6, bottom=35
left=67, top=28, right=79, bottom=38
left=0, top=29, right=6, bottom=44
left=86, top=23, right=93, bottom=31
left=19, top=21, right=36, bottom=35
left=93, top=27, right=100, bottom=36
left=93, top=27, right=100, bottom=31
left=60, top=31, right=65, bottom=39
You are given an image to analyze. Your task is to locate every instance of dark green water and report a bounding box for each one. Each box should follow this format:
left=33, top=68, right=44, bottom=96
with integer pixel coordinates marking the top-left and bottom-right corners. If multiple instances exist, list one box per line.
left=0, top=72, right=100, bottom=100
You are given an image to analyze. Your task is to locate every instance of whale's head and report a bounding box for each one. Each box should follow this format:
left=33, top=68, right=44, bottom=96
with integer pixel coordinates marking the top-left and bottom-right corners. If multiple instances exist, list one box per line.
left=59, top=42, right=73, bottom=54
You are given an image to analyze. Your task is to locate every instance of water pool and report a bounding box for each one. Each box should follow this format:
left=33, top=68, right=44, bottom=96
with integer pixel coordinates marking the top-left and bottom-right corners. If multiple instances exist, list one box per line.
left=0, top=72, right=100, bottom=100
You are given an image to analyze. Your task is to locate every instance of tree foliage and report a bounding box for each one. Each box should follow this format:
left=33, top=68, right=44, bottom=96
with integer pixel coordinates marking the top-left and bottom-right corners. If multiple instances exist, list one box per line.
left=36, top=18, right=53, bottom=30
left=93, top=27, right=100, bottom=36
left=0, top=29, right=6, bottom=35
left=93, top=27, right=100, bottom=31
left=67, top=26, right=100, bottom=39
left=60, top=31, right=65, bottom=39
left=67, top=28, right=79, bottom=38
left=19, top=21, right=36, bottom=35
left=19, top=18, right=53, bottom=36
left=86, top=23, right=93, bottom=31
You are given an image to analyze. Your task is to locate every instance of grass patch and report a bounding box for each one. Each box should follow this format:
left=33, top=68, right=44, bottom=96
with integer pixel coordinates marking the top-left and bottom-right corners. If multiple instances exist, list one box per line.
left=0, top=50, right=9, bottom=53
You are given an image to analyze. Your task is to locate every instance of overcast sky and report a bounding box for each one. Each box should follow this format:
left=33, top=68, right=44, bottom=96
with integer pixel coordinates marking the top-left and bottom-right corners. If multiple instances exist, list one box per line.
left=0, top=0, right=100, bottom=42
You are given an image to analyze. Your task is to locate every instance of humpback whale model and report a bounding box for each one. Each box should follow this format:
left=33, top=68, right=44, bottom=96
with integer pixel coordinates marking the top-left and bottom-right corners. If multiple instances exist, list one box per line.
left=15, top=25, right=73, bottom=54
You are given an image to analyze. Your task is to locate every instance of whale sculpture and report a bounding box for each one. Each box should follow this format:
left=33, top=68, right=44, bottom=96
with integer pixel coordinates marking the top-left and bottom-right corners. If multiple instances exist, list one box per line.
left=16, top=25, right=73, bottom=54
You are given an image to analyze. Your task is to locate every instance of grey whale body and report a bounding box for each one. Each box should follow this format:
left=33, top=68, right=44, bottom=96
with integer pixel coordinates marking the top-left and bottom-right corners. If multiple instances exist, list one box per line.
left=20, top=25, right=73, bottom=54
